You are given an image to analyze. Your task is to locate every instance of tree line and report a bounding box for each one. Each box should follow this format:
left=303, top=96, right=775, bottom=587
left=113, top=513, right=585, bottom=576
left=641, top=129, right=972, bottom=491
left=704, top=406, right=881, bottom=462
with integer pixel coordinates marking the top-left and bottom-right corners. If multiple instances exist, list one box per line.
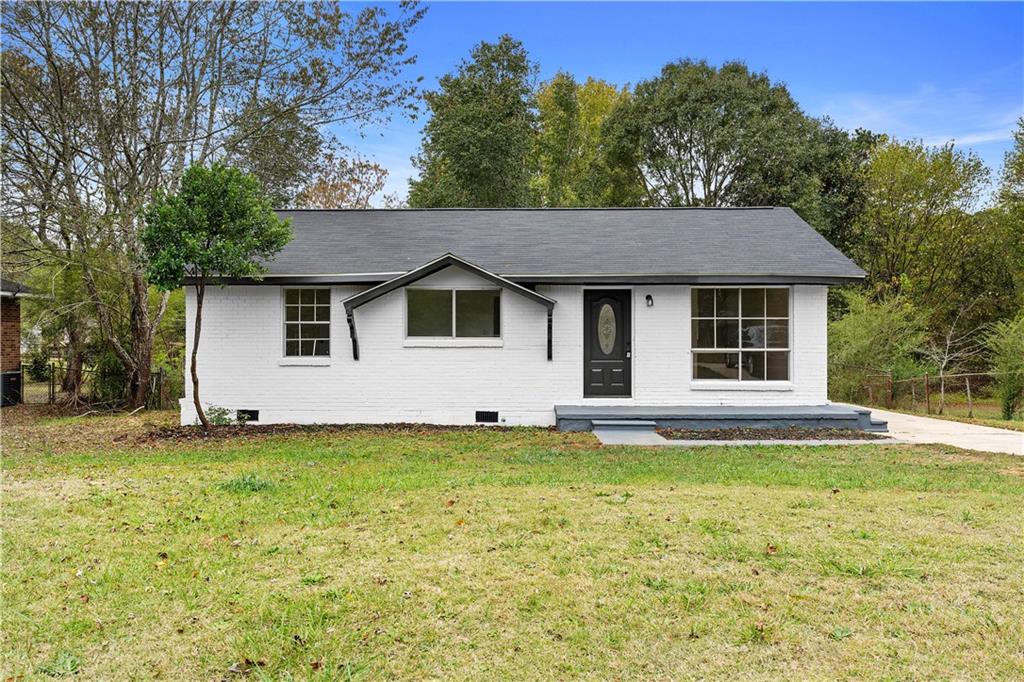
left=2, top=16, right=1021, bottom=416
left=2, top=1, right=424, bottom=407
left=407, top=35, right=1023, bottom=416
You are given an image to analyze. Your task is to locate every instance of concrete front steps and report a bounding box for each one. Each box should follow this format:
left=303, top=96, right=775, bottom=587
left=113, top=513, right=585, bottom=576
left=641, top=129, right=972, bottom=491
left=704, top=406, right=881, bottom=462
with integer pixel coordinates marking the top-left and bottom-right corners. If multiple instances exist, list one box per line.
left=556, top=404, right=887, bottom=433
left=590, top=419, right=663, bottom=445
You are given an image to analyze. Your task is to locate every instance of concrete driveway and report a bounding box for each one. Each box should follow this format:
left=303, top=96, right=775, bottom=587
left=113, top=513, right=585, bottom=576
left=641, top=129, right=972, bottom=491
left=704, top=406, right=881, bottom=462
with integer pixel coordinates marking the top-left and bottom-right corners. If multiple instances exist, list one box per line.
left=857, top=406, right=1024, bottom=455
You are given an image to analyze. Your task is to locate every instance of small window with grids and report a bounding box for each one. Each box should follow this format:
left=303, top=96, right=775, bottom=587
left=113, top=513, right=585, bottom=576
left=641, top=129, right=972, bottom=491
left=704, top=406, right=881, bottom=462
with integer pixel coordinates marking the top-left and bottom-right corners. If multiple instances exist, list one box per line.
left=691, top=287, right=789, bottom=381
left=284, top=288, right=330, bottom=357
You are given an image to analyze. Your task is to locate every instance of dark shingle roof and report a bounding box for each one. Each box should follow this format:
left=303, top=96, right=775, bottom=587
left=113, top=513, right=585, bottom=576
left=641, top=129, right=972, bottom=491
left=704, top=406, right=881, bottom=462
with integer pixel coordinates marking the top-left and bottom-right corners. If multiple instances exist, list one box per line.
left=258, top=207, right=864, bottom=283
left=0, top=277, right=35, bottom=295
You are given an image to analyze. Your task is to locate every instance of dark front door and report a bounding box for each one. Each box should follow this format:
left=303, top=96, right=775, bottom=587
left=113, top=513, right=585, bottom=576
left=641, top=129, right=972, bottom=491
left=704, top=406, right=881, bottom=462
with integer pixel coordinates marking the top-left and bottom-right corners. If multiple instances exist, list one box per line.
left=584, top=290, right=631, bottom=397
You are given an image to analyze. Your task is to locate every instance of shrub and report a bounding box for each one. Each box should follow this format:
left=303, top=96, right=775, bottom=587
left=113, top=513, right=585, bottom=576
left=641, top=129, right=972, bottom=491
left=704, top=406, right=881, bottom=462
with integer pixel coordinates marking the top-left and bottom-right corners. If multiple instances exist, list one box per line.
left=91, top=351, right=125, bottom=404
left=828, top=290, right=926, bottom=402
left=986, top=314, right=1024, bottom=420
left=202, top=405, right=236, bottom=426
left=25, top=354, right=50, bottom=382
left=152, top=348, right=184, bottom=408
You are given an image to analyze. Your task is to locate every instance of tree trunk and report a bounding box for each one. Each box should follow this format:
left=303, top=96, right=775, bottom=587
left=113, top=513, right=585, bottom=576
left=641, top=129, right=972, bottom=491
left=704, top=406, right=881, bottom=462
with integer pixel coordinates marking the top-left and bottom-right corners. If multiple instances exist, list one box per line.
left=127, top=268, right=154, bottom=409
left=62, top=350, right=85, bottom=402
left=192, top=282, right=210, bottom=430
left=61, top=321, right=85, bottom=399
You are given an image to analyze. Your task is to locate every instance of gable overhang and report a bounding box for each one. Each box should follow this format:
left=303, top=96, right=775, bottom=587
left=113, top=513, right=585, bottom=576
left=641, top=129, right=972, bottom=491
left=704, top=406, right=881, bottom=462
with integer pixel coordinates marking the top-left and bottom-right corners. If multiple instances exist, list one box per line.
left=341, top=253, right=556, bottom=361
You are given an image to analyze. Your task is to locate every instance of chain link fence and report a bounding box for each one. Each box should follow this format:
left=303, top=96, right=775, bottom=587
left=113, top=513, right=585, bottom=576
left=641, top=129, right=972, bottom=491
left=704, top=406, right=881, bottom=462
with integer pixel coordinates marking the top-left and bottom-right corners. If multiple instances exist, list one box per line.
left=833, top=366, right=1017, bottom=420
left=19, top=364, right=176, bottom=410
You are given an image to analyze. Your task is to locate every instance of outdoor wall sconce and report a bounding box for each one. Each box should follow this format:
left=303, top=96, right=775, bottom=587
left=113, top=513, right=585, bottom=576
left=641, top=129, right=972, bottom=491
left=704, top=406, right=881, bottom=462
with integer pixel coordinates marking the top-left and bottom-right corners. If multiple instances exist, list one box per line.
left=645, top=294, right=654, bottom=307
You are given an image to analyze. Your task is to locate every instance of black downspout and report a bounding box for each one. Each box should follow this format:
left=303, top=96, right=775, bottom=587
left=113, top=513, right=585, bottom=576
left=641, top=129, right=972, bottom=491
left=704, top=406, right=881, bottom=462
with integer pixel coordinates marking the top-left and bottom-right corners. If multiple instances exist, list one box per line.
left=346, top=307, right=359, bottom=360
left=547, top=308, right=553, bottom=361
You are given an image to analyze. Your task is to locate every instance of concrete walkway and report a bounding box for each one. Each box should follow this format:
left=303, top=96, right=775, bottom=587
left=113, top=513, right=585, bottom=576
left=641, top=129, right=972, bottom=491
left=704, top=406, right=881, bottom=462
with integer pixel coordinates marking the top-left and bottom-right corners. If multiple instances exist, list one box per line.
left=852, top=406, right=1023, bottom=456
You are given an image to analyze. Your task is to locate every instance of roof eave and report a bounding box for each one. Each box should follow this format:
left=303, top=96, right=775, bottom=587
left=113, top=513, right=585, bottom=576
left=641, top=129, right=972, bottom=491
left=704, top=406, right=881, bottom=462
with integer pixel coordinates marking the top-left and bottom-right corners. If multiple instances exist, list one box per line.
left=201, top=273, right=865, bottom=287
left=507, top=273, right=866, bottom=285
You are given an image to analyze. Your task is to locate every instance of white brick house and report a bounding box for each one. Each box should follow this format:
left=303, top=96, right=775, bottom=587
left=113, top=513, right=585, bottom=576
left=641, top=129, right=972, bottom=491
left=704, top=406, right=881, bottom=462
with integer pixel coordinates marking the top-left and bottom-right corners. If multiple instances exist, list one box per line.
left=181, top=208, right=872, bottom=430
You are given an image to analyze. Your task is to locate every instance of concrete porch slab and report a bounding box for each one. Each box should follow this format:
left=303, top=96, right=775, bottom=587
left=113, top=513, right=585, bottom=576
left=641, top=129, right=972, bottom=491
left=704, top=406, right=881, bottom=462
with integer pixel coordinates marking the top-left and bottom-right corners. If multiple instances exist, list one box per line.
left=556, top=403, right=884, bottom=433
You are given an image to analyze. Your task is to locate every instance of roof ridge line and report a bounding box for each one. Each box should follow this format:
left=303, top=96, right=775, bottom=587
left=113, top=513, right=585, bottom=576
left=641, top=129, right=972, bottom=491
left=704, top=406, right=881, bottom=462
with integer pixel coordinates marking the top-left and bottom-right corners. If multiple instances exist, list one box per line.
left=274, top=206, right=780, bottom=212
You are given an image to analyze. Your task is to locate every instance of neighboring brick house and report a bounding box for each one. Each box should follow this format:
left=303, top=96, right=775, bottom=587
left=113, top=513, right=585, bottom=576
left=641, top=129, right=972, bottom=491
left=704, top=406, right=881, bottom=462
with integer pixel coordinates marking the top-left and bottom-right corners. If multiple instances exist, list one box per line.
left=1, top=277, right=35, bottom=406
left=179, top=207, right=885, bottom=432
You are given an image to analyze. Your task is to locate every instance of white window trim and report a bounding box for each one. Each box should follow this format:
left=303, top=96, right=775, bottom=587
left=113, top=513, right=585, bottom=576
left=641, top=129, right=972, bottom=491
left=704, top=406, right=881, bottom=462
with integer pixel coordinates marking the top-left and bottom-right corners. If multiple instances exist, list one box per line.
left=282, top=287, right=332, bottom=361
left=403, top=337, right=504, bottom=348
left=404, top=286, right=503, bottom=343
left=690, top=380, right=794, bottom=392
left=278, top=356, right=332, bottom=367
left=689, top=285, right=792, bottom=385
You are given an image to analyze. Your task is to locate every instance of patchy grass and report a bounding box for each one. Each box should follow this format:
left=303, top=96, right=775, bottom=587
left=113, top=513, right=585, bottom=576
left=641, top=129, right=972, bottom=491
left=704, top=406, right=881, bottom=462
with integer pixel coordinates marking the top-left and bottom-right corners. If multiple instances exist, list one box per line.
left=893, top=409, right=1024, bottom=432
left=3, top=407, right=1024, bottom=679
left=935, top=414, right=1024, bottom=432
left=218, top=472, right=276, bottom=494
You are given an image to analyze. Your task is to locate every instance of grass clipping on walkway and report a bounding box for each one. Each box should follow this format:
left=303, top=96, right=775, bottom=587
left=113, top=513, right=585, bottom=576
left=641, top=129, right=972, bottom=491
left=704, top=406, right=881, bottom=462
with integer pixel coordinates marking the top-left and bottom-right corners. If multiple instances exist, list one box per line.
left=3, top=409, right=1024, bottom=679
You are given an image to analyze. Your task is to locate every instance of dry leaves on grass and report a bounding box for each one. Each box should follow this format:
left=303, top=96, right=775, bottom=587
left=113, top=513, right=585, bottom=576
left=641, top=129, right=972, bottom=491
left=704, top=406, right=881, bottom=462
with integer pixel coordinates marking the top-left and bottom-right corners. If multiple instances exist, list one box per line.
left=138, top=421, right=530, bottom=444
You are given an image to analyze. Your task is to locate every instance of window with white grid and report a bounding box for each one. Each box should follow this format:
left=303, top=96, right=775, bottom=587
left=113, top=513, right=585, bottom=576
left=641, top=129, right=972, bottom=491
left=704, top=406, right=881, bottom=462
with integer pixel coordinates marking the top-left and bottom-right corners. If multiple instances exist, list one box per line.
left=283, top=289, right=330, bottom=357
left=691, top=287, right=789, bottom=381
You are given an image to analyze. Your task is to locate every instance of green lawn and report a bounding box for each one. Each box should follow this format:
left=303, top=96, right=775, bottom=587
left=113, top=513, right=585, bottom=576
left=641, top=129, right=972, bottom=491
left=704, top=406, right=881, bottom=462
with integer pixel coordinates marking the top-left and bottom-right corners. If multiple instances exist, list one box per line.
left=3, top=408, right=1024, bottom=679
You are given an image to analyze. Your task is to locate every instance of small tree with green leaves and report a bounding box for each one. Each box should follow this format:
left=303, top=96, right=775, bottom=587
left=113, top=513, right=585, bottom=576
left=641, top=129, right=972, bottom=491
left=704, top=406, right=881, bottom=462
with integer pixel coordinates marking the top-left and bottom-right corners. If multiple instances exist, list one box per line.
left=142, top=163, right=292, bottom=429
left=828, top=289, right=926, bottom=402
left=986, top=313, right=1024, bottom=420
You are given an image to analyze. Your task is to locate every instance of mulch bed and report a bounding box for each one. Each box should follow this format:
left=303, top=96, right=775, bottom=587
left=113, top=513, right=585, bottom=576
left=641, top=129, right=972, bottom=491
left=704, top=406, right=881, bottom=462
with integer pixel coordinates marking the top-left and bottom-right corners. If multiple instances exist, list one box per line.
left=136, top=422, right=529, bottom=444
left=656, top=426, right=887, bottom=441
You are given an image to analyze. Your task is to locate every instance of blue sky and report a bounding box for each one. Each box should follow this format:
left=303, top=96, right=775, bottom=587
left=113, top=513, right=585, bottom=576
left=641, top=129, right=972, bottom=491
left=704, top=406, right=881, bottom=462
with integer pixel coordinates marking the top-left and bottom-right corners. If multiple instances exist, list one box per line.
left=339, top=2, right=1023, bottom=203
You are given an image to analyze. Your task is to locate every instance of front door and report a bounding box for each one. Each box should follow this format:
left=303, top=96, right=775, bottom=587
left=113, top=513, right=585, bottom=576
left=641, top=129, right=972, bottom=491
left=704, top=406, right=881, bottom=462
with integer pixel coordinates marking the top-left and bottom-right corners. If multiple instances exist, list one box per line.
left=584, top=290, right=631, bottom=397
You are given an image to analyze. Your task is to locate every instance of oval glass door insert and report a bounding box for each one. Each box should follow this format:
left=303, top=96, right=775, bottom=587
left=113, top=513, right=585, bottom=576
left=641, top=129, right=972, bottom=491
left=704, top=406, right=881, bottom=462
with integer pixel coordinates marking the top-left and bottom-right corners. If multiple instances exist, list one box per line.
left=597, top=303, right=616, bottom=354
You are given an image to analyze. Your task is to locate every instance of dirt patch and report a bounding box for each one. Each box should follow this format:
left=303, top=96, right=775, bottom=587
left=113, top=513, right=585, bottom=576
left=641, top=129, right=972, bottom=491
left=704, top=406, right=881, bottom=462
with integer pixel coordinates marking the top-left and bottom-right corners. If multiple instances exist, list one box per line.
left=0, top=403, right=91, bottom=425
left=2, top=406, right=180, bottom=456
left=656, top=426, right=887, bottom=441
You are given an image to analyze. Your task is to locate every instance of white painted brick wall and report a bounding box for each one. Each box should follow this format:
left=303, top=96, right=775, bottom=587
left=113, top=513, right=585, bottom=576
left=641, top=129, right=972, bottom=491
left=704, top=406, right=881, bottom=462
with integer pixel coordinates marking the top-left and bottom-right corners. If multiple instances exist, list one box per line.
left=181, top=267, right=829, bottom=425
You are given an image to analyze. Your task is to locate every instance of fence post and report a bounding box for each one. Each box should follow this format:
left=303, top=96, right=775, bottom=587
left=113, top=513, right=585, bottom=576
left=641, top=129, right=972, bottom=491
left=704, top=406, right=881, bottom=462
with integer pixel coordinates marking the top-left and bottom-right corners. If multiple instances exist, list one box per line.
left=965, top=376, right=973, bottom=418
left=924, top=373, right=930, bottom=414
left=48, top=363, right=55, bottom=404
left=157, top=369, right=164, bottom=409
left=887, top=372, right=894, bottom=408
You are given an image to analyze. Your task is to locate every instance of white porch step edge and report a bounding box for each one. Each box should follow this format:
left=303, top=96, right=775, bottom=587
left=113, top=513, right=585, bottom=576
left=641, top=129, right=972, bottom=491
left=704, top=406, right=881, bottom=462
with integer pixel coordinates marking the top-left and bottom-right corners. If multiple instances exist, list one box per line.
left=590, top=419, right=658, bottom=429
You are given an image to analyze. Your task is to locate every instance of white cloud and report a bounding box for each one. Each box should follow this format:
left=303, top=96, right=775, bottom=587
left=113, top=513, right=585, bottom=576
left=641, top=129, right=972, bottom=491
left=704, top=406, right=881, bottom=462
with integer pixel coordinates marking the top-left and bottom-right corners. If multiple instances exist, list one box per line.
left=923, top=125, right=1017, bottom=147
left=813, top=61, right=1021, bottom=153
